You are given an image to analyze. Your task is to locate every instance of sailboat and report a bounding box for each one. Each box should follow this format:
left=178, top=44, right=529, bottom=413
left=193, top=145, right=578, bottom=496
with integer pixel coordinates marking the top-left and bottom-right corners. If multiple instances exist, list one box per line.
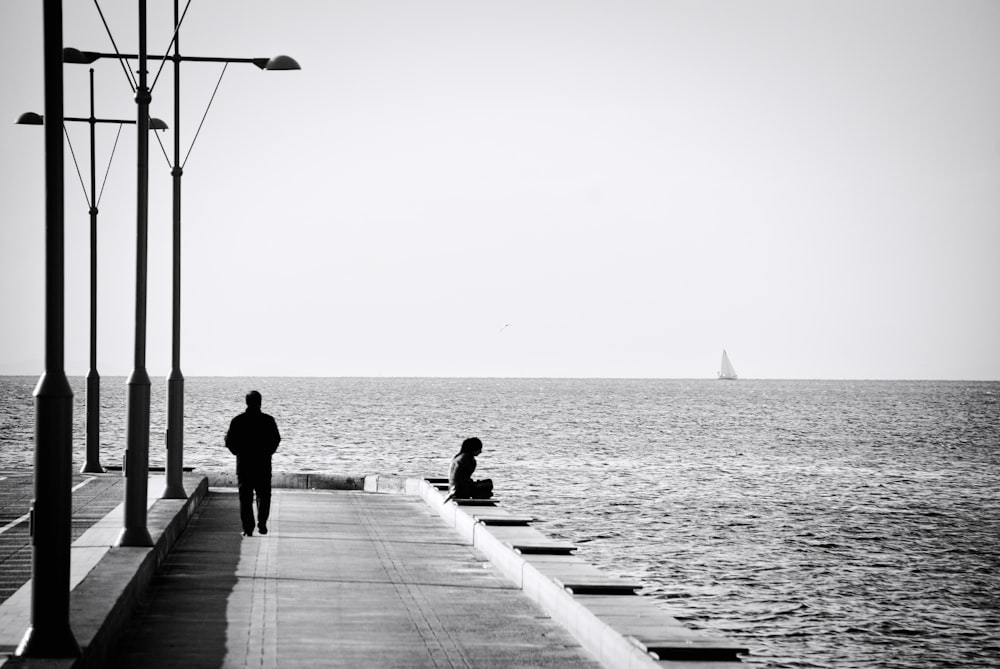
left=718, top=350, right=738, bottom=380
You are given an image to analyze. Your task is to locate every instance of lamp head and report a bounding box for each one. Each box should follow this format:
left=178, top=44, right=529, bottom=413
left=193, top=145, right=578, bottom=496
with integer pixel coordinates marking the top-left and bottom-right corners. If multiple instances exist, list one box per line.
left=252, top=54, right=301, bottom=71
left=150, top=118, right=168, bottom=131
left=16, top=112, right=44, bottom=125
left=63, top=47, right=101, bottom=64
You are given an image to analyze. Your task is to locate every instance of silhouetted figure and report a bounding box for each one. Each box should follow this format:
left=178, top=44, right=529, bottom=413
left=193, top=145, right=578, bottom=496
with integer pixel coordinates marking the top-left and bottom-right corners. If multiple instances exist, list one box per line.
left=448, top=437, right=493, bottom=500
left=226, top=391, right=281, bottom=536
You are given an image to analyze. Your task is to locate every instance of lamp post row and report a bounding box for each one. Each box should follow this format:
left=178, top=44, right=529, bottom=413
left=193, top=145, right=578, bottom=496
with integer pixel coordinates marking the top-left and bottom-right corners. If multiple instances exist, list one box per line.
left=22, top=41, right=298, bottom=494
left=62, top=44, right=299, bottom=536
left=17, top=75, right=168, bottom=478
left=14, top=2, right=299, bottom=657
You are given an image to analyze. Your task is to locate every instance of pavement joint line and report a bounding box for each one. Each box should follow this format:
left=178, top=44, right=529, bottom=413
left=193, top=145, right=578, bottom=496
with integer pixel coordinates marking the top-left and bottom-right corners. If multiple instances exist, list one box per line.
left=244, top=491, right=279, bottom=669
left=229, top=573, right=518, bottom=592
left=0, top=477, right=98, bottom=537
left=221, top=491, right=280, bottom=669
left=0, top=514, right=28, bottom=537
left=350, top=493, right=472, bottom=669
left=71, top=477, right=97, bottom=493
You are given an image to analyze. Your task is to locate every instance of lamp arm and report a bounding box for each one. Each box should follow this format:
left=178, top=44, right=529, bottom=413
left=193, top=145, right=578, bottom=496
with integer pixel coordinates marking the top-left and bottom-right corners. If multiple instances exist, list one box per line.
left=65, top=49, right=298, bottom=70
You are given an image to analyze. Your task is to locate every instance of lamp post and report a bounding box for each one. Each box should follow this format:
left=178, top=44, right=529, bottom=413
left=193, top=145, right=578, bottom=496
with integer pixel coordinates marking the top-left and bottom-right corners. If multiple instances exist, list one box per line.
left=15, top=0, right=80, bottom=657
left=162, top=11, right=299, bottom=500
left=65, top=23, right=299, bottom=502
left=17, top=77, right=167, bottom=478
left=114, top=0, right=156, bottom=548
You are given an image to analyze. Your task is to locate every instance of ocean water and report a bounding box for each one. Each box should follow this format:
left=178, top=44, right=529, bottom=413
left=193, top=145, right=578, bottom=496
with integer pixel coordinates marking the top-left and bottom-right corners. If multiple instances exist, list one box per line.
left=1, top=376, right=998, bottom=668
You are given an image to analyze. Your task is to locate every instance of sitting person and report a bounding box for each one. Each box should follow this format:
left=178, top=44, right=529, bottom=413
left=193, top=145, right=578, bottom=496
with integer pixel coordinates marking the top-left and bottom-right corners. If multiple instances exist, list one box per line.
left=448, top=437, right=493, bottom=499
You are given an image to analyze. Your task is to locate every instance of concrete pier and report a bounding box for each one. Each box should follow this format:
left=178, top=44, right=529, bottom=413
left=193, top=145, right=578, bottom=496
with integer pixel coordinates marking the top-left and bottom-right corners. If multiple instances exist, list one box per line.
left=0, top=473, right=747, bottom=667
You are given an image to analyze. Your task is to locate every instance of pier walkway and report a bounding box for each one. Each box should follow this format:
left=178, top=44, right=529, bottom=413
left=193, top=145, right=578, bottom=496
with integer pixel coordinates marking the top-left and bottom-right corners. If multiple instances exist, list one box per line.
left=0, top=473, right=747, bottom=668
left=111, top=486, right=606, bottom=668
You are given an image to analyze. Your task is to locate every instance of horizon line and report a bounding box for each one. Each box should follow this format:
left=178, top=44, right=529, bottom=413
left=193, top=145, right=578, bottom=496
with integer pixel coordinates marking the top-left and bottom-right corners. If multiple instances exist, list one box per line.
left=0, top=373, right=997, bottom=383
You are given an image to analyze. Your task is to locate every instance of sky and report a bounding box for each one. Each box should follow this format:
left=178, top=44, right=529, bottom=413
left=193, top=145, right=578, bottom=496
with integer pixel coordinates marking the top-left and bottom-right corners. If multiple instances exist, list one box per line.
left=1, top=1, right=998, bottom=380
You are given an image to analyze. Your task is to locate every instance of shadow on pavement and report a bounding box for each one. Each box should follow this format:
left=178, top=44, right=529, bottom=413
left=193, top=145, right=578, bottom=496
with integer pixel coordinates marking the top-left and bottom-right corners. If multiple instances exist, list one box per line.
left=107, top=493, right=242, bottom=668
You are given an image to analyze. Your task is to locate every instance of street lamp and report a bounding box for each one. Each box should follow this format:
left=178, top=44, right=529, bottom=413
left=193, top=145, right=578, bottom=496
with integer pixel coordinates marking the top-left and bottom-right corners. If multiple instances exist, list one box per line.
left=17, top=72, right=167, bottom=477
left=63, top=46, right=301, bottom=71
left=66, top=18, right=299, bottom=503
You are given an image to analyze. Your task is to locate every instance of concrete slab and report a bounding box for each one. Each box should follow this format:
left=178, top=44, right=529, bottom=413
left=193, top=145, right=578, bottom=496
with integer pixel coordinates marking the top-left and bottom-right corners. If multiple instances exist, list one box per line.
left=107, top=490, right=604, bottom=669
left=0, top=474, right=207, bottom=669
left=474, top=515, right=536, bottom=526
left=412, top=477, right=748, bottom=667
left=0, top=476, right=181, bottom=654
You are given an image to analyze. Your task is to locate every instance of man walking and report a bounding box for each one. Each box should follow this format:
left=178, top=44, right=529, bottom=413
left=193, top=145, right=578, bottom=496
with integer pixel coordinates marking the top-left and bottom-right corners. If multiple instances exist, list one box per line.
left=225, top=390, right=281, bottom=536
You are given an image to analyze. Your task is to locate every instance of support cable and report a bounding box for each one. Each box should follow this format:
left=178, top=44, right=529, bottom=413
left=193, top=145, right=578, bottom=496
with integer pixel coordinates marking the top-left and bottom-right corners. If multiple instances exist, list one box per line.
left=153, top=124, right=173, bottom=169
left=96, top=123, right=125, bottom=207
left=93, top=0, right=137, bottom=92
left=151, top=0, right=193, bottom=93
left=63, top=125, right=91, bottom=209
left=183, top=62, right=228, bottom=169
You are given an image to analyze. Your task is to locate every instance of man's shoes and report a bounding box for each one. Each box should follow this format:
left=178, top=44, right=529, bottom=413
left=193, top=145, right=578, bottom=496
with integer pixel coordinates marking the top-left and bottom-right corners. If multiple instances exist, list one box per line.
left=258, top=523, right=268, bottom=535
left=242, top=529, right=254, bottom=537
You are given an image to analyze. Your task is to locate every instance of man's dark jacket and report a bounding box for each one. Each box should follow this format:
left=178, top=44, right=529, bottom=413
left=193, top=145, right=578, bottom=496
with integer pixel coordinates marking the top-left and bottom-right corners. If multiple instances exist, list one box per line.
left=225, top=409, right=280, bottom=478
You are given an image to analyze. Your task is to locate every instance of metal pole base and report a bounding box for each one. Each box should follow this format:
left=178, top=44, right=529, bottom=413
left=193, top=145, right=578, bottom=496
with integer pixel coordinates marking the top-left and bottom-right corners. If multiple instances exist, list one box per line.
left=15, top=624, right=81, bottom=658
left=26, top=372, right=80, bottom=658
left=116, top=526, right=154, bottom=547
left=161, top=482, right=188, bottom=500
left=121, top=370, right=153, bottom=547
left=81, top=370, right=103, bottom=473
left=163, top=371, right=186, bottom=499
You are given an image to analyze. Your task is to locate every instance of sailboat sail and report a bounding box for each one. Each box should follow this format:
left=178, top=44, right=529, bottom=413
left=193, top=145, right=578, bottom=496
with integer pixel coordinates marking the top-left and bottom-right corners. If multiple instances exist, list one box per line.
left=719, top=350, right=738, bottom=380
